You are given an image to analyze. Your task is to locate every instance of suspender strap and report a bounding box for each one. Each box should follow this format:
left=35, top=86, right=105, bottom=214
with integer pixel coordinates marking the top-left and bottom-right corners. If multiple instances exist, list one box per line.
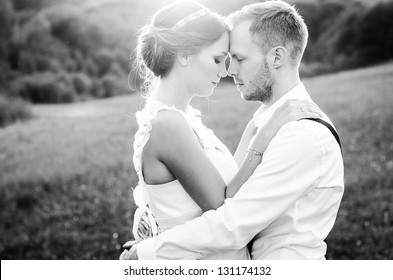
left=247, top=117, right=342, bottom=252
left=301, top=118, right=342, bottom=153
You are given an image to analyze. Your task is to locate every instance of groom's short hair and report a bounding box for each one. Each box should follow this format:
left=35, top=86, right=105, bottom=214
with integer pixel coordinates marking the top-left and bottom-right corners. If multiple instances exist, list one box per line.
left=227, top=0, right=308, bottom=66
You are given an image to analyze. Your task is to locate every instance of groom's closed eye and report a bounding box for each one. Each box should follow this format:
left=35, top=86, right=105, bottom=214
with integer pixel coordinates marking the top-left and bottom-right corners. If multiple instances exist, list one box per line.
left=229, top=54, right=244, bottom=62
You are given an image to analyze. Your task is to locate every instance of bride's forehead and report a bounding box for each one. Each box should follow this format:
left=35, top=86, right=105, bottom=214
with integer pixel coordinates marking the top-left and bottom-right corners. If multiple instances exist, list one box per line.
left=204, top=33, right=229, bottom=52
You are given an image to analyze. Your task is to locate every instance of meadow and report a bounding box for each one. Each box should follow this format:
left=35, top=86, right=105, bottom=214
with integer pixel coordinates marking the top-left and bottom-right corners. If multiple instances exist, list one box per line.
left=1, top=61, right=392, bottom=259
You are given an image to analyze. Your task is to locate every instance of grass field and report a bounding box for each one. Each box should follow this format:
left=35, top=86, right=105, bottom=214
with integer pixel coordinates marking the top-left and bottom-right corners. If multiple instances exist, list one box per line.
left=1, top=62, right=392, bottom=259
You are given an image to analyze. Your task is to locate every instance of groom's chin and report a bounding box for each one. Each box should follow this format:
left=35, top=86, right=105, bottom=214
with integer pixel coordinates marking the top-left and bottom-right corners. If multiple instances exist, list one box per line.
left=240, top=91, right=252, bottom=101
left=236, top=88, right=246, bottom=99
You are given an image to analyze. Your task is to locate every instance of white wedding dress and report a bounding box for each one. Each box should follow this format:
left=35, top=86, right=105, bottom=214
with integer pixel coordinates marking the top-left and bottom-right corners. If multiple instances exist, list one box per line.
left=132, top=100, right=249, bottom=259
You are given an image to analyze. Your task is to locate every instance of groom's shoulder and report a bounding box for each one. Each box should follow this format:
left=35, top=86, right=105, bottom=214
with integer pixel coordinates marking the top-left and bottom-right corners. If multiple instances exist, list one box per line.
left=264, top=121, right=324, bottom=164
left=278, top=119, right=322, bottom=137
left=286, top=116, right=334, bottom=134
left=274, top=120, right=331, bottom=149
left=276, top=116, right=340, bottom=153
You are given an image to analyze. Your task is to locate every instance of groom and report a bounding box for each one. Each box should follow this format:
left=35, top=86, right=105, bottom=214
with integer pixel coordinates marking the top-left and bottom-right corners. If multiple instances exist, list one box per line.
left=127, top=0, right=344, bottom=260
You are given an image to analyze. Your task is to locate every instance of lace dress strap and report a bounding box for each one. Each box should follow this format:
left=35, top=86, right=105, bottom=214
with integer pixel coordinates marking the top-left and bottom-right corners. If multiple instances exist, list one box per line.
left=132, top=100, right=185, bottom=240
left=132, top=100, right=190, bottom=185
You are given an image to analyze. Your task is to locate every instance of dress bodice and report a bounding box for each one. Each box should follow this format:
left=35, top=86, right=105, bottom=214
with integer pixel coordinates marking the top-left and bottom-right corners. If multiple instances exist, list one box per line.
left=132, top=100, right=249, bottom=259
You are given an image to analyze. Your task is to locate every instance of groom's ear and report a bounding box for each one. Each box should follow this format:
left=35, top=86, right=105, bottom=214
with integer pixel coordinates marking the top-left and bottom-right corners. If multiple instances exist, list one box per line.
left=270, top=46, right=287, bottom=69
left=177, top=51, right=189, bottom=66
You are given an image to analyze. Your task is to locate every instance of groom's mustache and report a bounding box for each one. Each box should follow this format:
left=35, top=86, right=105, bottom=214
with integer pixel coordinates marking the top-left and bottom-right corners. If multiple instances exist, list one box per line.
left=233, top=79, right=244, bottom=85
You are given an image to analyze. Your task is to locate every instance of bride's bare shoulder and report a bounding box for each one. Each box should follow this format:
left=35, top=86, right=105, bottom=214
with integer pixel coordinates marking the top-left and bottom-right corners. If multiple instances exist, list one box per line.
left=149, top=110, right=193, bottom=143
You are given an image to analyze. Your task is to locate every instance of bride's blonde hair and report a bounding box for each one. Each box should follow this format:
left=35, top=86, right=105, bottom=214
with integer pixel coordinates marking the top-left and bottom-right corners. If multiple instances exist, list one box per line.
left=135, top=1, right=228, bottom=94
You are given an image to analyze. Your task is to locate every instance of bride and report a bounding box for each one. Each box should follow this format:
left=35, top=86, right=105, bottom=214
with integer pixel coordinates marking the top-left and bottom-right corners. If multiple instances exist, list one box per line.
left=120, top=0, right=321, bottom=260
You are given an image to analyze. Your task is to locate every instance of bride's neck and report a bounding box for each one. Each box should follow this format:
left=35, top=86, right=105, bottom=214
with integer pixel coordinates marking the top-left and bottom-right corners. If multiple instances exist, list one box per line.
left=149, top=75, right=192, bottom=112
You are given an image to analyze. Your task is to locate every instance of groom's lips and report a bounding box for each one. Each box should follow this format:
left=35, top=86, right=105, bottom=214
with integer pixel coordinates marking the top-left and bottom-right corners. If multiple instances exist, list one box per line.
left=234, top=79, right=244, bottom=86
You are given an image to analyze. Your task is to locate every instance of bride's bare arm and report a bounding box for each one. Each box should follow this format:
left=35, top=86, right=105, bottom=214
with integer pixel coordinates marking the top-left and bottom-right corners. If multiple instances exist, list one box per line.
left=234, top=119, right=257, bottom=166
left=148, top=110, right=228, bottom=211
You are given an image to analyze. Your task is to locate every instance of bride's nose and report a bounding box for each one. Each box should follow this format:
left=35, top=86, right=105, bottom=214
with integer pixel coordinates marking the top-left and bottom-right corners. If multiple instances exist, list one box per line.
left=218, top=62, right=227, bottom=78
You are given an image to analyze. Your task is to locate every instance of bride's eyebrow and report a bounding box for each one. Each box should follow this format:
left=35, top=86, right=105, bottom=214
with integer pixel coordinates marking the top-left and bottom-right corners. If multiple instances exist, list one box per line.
left=215, top=52, right=228, bottom=56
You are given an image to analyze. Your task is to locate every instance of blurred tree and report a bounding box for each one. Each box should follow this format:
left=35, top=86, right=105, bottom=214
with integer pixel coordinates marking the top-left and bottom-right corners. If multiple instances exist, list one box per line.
left=0, top=0, right=14, bottom=90
left=51, top=17, right=105, bottom=55
left=93, top=49, right=114, bottom=77
left=354, top=2, right=393, bottom=65
left=71, top=72, right=92, bottom=96
left=296, top=1, right=346, bottom=62
left=0, top=0, right=14, bottom=59
left=17, top=30, right=69, bottom=74
left=12, top=0, right=46, bottom=11
left=10, top=72, right=75, bottom=103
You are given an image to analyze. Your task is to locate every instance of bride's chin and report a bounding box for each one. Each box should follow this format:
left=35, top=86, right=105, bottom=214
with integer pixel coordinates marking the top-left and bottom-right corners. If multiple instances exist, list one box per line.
left=196, top=89, right=214, bottom=98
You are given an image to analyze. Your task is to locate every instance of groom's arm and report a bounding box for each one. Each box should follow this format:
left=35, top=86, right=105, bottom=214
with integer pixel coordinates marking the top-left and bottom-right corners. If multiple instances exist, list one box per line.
left=138, top=122, right=323, bottom=259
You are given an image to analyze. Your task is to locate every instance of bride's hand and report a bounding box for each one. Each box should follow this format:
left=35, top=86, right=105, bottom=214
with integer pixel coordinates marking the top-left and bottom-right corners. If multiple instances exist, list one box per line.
left=251, top=99, right=323, bottom=152
left=119, top=240, right=139, bottom=260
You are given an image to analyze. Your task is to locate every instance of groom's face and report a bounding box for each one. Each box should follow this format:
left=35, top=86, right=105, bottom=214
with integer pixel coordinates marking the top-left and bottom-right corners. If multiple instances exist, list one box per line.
left=228, top=20, right=274, bottom=103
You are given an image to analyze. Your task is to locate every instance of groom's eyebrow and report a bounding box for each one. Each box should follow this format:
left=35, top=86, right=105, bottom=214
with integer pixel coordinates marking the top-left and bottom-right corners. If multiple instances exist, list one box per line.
left=229, top=53, right=237, bottom=59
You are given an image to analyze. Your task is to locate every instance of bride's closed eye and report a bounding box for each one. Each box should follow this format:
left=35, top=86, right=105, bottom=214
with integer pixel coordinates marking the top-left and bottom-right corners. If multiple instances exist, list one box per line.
left=214, top=54, right=227, bottom=64
left=214, top=58, right=222, bottom=64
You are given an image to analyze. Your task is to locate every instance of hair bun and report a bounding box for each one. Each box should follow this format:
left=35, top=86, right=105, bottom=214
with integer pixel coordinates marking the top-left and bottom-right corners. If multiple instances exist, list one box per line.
left=138, top=26, right=174, bottom=78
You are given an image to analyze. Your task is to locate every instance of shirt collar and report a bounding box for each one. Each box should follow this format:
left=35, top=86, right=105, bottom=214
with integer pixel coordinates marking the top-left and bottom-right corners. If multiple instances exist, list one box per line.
left=253, top=82, right=311, bottom=128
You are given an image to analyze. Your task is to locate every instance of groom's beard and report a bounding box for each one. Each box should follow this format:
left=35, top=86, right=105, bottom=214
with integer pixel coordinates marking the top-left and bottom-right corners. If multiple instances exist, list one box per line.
left=244, top=58, right=274, bottom=103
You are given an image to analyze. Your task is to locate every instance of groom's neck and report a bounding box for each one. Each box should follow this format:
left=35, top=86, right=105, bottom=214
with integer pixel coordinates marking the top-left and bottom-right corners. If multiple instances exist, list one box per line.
left=268, top=70, right=301, bottom=106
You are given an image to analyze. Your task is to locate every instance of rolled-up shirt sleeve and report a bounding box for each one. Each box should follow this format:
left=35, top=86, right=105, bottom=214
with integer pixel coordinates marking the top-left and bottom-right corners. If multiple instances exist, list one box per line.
left=137, top=122, right=323, bottom=259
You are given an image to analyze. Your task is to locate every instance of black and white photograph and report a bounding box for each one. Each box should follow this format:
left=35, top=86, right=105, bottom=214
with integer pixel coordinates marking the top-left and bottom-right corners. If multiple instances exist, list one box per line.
left=0, top=0, right=392, bottom=265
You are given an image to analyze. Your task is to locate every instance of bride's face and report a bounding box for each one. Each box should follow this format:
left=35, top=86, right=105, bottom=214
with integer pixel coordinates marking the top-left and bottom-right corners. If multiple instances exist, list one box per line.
left=186, top=32, right=229, bottom=97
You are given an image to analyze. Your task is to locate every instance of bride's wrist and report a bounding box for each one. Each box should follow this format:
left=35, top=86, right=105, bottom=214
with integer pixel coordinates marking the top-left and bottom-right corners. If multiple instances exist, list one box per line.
left=252, top=133, right=270, bottom=153
left=246, top=147, right=264, bottom=163
left=248, top=147, right=263, bottom=156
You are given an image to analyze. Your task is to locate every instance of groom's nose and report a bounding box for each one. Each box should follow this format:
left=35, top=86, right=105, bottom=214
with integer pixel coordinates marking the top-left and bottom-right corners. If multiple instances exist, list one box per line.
left=228, top=60, right=239, bottom=77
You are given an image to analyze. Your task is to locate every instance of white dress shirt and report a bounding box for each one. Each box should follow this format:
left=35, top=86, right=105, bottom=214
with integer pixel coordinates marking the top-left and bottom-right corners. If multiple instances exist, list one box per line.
left=137, top=83, right=344, bottom=260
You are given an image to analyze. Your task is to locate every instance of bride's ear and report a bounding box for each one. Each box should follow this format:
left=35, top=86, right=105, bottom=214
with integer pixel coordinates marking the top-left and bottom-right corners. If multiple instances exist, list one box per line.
left=177, top=51, right=189, bottom=66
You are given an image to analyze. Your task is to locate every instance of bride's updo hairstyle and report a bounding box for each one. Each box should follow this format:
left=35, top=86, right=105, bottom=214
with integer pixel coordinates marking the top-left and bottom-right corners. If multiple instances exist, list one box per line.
left=135, top=0, right=228, bottom=93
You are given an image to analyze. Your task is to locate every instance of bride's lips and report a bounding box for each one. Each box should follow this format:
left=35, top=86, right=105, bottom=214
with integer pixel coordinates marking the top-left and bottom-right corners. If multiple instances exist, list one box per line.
left=212, top=81, right=219, bottom=87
